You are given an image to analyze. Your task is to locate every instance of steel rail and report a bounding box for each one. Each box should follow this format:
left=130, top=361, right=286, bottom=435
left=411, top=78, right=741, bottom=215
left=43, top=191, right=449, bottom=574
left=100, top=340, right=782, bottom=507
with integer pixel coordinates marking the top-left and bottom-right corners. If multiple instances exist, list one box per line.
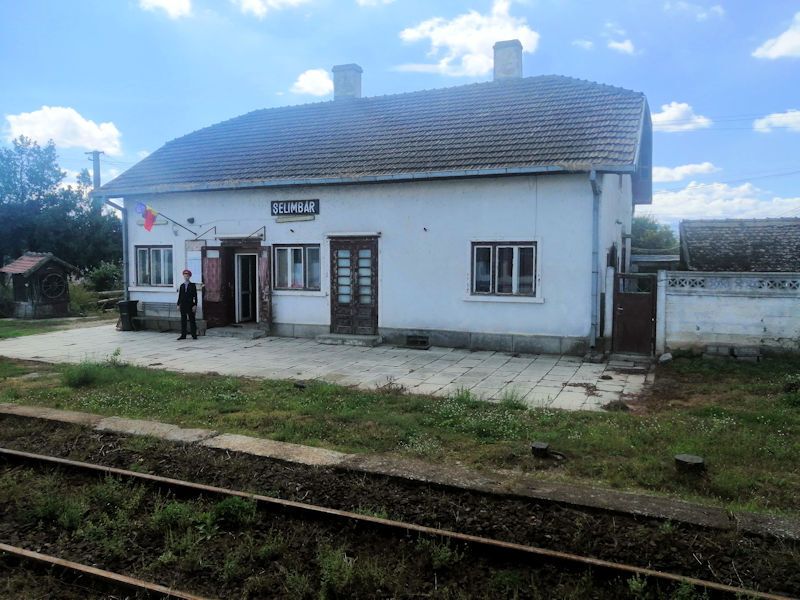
left=0, top=446, right=794, bottom=600
left=0, top=542, right=209, bottom=599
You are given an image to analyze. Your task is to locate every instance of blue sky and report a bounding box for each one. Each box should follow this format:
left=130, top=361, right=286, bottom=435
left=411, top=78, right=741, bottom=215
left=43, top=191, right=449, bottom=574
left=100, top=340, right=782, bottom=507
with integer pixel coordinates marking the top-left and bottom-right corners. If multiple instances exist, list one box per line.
left=2, top=0, right=799, bottom=224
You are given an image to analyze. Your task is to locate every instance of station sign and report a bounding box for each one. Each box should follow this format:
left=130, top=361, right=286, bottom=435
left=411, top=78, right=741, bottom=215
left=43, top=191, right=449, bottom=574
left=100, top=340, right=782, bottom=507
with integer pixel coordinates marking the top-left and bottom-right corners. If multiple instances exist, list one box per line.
left=271, top=199, right=320, bottom=217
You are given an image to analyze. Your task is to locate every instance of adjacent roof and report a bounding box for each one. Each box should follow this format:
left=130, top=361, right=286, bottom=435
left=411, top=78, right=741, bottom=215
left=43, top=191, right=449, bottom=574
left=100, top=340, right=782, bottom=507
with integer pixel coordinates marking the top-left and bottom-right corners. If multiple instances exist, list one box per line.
left=97, top=74, right=650, bottom=198
left=680, top=218, right=800, bottom=272
left=0, top=252, right=77, bottom=276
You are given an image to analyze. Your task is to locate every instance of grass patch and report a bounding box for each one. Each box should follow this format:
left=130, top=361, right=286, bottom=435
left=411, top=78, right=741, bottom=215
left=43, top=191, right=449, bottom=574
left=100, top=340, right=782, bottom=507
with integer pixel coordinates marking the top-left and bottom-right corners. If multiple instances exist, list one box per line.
left=2, top=353, right=800, bottom=514
left=0, top=319, right=72, bottom=339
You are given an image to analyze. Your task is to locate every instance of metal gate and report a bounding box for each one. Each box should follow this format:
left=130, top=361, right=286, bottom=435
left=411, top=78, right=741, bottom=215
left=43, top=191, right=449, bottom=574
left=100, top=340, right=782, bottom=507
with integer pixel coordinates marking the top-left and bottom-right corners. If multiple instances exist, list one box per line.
left=612, top=273, right=656, bottom=355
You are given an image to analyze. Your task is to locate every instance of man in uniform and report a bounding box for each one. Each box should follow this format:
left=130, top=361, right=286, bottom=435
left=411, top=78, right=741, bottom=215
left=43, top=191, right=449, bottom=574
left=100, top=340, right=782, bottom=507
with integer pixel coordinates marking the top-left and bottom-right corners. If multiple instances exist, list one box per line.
left=177, top=269, right=198, bottom=340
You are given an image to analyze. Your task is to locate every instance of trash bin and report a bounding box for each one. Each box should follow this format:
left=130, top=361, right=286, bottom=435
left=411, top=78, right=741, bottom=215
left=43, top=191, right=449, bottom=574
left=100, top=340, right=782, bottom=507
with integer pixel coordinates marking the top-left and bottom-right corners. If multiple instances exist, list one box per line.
left=118, top=300, right=138, bottom=331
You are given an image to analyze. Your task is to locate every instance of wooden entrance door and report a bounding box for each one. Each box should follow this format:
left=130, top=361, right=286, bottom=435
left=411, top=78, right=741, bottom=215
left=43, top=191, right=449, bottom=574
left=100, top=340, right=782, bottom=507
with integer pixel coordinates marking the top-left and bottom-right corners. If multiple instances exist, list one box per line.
left=612, top=273, right=656, bottom=355
left=330, top=237, right=378, bottom=335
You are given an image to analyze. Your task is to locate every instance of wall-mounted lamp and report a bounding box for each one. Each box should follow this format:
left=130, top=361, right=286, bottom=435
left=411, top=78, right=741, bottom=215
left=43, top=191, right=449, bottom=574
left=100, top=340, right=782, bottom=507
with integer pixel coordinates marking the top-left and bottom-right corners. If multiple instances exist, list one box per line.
left=187, top=217, right=195, bottom=224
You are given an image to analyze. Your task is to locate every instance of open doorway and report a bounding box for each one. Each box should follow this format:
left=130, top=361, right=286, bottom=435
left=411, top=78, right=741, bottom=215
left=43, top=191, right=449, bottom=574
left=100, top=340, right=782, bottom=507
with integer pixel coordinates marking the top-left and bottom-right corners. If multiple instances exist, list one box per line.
left=235, top=253, right=258, bottom=323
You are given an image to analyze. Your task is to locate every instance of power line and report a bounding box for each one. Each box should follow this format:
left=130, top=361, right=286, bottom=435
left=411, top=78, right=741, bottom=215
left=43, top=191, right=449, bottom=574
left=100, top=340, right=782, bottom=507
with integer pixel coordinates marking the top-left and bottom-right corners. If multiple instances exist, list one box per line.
left=654, top=169, right=800, bottom=194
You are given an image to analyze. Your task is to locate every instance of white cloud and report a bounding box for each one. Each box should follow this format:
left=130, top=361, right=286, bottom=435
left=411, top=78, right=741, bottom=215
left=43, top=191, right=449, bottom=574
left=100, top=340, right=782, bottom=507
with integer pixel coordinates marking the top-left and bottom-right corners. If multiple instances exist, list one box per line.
left=663, top=2, right=724, bottom=21
left=290, top=69, right=334, bottom=96
left=356, top=0, right=394, bottom=5
left=607, top=39, right=635, bottom=54
left=603, top=21, right=636, bottom=54
left=572, top=39, right=594, bottom=50
left=139, top=0, right=191, bottom=19
left=5, top=106, right=122, bottom=156
left=642, top=181, right=800, bottom=222
left=652, top=101, right=712, bottom=132
left=653, top=162, right=719, bottom=183
left=753, top=109, right=800, bottom=133
left=397, top=0, right=539, bottom=77
left=231, top=0, right=311, bottom=19
left=753, top=12, right=800, bottom=59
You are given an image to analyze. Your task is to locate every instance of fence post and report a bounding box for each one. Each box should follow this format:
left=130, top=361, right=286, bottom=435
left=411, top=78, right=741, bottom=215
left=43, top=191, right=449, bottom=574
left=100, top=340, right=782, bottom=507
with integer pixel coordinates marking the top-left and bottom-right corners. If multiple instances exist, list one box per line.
left=655, top=270, right=668, bottom=355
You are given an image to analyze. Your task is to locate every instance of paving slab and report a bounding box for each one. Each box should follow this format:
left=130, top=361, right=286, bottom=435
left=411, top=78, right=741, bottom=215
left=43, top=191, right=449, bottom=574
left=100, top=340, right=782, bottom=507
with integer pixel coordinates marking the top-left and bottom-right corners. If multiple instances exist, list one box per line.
left=201, top=433, right=350, bottom=467
left=96, top=417, right=217, bottom=443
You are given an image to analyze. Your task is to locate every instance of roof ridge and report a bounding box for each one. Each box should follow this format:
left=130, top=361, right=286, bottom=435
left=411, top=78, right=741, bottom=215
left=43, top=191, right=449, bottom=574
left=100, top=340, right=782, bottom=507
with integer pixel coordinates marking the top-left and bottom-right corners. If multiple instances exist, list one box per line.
left=153, top=74, right=645, bottom=151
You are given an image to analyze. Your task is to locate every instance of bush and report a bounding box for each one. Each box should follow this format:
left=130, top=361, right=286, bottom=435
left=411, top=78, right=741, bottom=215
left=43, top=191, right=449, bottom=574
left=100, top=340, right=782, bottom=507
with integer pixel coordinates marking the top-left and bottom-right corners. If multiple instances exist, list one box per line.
left=68, top=282, right=97, bottom=315
left=85, top=261, right=121, bottom=292
left=63, top=361, right=102, bottom=388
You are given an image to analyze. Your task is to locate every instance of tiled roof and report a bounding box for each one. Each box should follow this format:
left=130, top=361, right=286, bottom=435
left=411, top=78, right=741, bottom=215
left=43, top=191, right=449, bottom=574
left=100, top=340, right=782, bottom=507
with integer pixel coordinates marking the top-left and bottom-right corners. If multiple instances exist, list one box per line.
left=0, top=252, right=77, bottom=276
left=680, top=218, right=800, bottom=272
left=98, top=75, right=648, bottom=196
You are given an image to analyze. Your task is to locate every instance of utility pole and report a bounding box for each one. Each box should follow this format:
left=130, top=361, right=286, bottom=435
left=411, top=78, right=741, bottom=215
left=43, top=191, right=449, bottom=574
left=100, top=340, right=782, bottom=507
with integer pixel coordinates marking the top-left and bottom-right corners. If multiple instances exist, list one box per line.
left=85, top=150, right=104, bottom=190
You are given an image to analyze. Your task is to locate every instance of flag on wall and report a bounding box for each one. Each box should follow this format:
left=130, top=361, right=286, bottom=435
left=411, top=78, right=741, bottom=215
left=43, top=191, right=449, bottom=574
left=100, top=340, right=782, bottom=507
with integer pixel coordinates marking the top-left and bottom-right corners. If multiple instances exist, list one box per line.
left=135, top=202, right=158, bottom=231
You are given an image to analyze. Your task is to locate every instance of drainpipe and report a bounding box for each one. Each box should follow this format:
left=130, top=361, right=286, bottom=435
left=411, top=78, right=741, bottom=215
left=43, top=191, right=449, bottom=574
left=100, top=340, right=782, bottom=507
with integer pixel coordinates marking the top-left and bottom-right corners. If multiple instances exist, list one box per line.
left=103, top=198, right=129, bottom=302
left=589, top=171, right=601, bottom=349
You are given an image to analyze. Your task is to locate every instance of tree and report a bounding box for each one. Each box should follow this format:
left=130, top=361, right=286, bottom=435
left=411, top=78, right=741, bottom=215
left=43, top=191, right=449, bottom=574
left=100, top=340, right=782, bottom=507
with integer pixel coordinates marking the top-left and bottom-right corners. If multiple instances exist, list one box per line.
left=631, top=216, right=679, bottom=254
left=0, top=136, right=121, bottom=270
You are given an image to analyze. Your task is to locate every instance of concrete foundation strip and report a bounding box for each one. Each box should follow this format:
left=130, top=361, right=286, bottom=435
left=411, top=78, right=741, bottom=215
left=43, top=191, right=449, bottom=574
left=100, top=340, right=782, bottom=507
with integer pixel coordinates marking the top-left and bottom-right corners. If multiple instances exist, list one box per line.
left=0, top=447, right=794, bottom=600
left=1, top=402, right=799, bottom=541
left=0, top=542, right=208, bottom=600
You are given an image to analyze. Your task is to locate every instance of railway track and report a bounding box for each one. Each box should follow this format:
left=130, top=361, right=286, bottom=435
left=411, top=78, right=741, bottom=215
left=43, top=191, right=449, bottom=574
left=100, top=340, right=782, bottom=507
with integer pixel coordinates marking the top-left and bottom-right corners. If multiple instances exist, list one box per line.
left=0, top=446, right=794, bottom=600
left=0, top=542, right=207, bottom=599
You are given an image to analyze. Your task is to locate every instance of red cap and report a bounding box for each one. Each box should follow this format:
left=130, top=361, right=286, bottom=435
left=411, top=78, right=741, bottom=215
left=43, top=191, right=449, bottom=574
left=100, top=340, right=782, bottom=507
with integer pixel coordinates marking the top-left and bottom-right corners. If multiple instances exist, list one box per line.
left=182, top=269, right=192, bottom=276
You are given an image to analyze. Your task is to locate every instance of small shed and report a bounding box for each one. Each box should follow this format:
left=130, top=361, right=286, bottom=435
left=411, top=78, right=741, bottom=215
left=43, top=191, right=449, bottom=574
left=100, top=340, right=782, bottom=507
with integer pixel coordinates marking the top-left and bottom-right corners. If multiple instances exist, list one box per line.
left=0, top=252, right=77, bottom=318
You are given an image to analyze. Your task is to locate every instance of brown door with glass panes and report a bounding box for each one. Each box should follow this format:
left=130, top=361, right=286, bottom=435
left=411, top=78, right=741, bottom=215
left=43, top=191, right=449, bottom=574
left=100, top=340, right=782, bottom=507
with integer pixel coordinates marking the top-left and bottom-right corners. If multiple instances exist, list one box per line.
left=330, top=237, right=378, bottom=335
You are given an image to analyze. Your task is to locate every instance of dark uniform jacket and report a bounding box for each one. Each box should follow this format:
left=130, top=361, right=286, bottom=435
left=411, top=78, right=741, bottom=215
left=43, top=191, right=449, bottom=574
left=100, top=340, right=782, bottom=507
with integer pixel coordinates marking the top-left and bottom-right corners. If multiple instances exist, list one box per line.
left=177, top=281, right=198, bottom=310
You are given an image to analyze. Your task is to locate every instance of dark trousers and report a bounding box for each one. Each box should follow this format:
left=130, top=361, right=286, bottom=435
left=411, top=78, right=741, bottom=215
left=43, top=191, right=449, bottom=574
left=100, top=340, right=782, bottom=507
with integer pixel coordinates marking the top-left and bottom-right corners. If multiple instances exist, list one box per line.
left=180, top=306, right=197, bottom=338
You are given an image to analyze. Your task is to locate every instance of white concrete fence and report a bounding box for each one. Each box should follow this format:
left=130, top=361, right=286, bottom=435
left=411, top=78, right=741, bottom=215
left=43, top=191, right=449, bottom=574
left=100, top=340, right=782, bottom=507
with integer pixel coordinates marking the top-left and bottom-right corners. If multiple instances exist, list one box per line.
left=655, top=271, right=800, bottom=354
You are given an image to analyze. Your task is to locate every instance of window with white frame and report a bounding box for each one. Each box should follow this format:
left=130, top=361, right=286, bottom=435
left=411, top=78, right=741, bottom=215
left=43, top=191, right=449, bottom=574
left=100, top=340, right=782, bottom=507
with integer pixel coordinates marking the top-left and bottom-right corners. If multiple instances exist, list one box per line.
left=135, top=246, right=174, bottom=286
left=274, top=245, right=321, bottom=290
left=472, top=242, right=536, bottom=296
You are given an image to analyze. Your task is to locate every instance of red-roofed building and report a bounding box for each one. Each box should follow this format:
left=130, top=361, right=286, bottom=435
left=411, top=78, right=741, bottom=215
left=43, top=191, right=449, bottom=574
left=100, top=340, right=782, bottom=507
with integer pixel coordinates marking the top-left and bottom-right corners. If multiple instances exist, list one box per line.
left=0, top=252, right=77, bottom=318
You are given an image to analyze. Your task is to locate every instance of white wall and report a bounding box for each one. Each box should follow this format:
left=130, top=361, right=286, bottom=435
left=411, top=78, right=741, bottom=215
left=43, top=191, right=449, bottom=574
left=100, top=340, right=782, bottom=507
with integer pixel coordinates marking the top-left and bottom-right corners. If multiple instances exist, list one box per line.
left=123, top=174, right=595, bottom=338
left=656, top=271, right=800, bottom=352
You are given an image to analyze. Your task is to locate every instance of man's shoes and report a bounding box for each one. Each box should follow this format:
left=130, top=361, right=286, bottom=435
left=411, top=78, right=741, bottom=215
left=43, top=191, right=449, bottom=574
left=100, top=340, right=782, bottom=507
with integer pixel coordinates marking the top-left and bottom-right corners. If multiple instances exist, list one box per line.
left=177, top=336, right=187, bottom=340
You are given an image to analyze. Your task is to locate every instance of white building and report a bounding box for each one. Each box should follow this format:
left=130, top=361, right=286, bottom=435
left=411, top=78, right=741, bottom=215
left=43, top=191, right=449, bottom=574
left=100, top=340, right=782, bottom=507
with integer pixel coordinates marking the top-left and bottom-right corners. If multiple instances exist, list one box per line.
left=96, top=40, right=653, bottom=355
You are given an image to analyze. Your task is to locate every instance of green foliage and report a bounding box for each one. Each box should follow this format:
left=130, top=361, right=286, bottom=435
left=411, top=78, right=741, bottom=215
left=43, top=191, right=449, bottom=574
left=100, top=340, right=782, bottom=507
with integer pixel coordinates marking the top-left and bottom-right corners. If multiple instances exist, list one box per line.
left=416, top=537, right=463, bottom=570
left=68, top=282, right=98, bottom=315
left=317, top=544, right=355, bottom=598
left=24, top=492, right=86, bottom=531
left=627, top=574, right=648, bottom=598
left=0, top=136, right=121, bottom=271
left=257, top=529, right=287, bottom=561
left=631, top=215, right=679, bottom=253
left=63, top=361, right=103, bottom=388
left=211, top=496, right=257, bottom=528
left=85, top=261, right=122, bottom=292
left=151, top=501, right=196, bottom=532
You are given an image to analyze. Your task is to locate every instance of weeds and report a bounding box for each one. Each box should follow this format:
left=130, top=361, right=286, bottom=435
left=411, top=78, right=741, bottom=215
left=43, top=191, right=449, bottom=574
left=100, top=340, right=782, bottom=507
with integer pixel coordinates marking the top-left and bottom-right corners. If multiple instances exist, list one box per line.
left=416, top=537, right=463, bottom=570
left=317, top=544, right=355, bottom=598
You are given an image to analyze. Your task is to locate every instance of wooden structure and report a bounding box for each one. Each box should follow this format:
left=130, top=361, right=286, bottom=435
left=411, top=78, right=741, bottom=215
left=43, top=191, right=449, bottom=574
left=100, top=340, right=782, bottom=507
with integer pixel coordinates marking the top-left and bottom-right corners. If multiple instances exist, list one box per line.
left=0, top=252, right=77, bottom=318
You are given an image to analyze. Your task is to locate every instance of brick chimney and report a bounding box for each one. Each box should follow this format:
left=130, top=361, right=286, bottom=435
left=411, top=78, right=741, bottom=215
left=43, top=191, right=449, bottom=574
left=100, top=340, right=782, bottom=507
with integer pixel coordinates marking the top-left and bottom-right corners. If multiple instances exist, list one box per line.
left=332, top=64, right=363, bottom=100
left=493, top=39, right=523, bottom=81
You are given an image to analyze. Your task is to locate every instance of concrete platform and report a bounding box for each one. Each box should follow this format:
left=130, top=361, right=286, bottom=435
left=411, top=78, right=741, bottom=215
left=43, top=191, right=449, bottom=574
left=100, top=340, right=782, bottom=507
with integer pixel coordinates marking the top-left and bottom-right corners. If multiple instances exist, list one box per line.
left=0, top=324, right=650, bottom=411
